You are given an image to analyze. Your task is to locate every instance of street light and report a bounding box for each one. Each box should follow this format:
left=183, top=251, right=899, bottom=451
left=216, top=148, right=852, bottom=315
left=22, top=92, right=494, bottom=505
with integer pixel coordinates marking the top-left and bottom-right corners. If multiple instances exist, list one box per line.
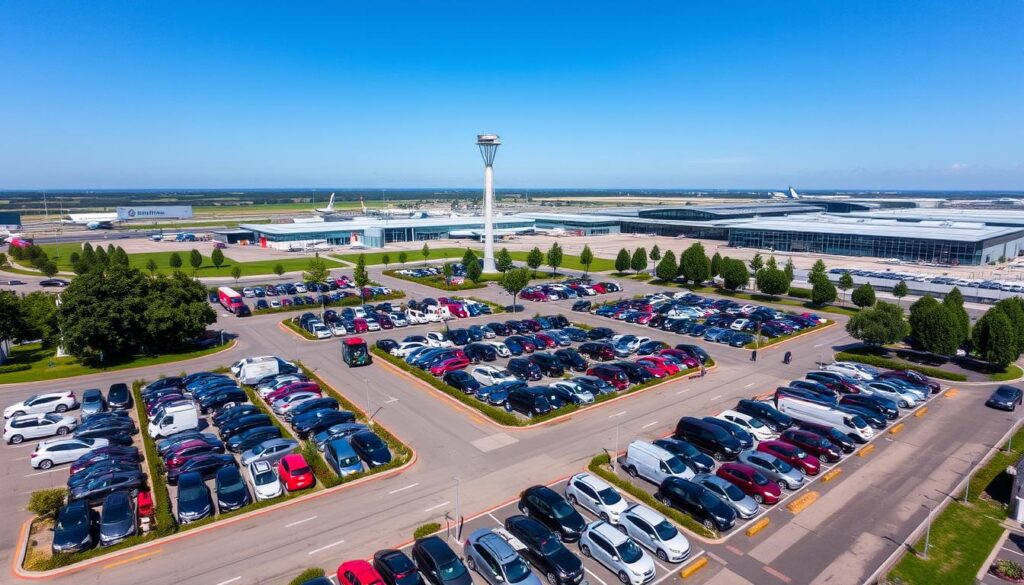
left=476, top=134, right=501, bottom=274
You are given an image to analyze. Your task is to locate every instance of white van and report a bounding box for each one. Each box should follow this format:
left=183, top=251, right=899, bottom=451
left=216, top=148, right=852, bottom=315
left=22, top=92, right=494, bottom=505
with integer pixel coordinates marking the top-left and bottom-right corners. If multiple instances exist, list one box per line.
left=237, top=356, right=281, bottom=385
left=624, top=440, right=695, bottom=485
left=405, top=309, right=427, bottom=325
left=425, top=305, right=451, bottom=321
left=774, top=394, right=874, bottom=442
left=148, top=402, right=200, bottom=438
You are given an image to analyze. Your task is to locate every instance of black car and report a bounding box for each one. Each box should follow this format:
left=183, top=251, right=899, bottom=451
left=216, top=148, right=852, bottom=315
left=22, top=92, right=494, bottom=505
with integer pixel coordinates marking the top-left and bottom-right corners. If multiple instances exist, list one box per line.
left=377, top=339, right=400, bottom=353
left=839, top=394, right=899, bottom=420
left=218, top=414, right=272, bottom=440
left=215, top=465, right=251, bottom=512
left=166, top=453, right=237, bottom=485
left=226, top=425, right=282, bottom=453
left=157, top=432, right=223, bottom=456
left=577, top=342, right=614, bottom=361
left=99, top=491, right=137, bottom=546
left=986, top=385, right=1023, bottom=411
left=504, top=515, right=584, bottom=585
left=144, top=377, right=183, bottom=394
left=653, top=438, right=715, bottom=473
left=176, top=471, right=213, bottom=524
left=292, top=410, right=357, bottom=439
left=610, top=361, right=654, bottom=384
left=412, top=536, right=473, bottom=585
left=73, top=426, right=135, bottom=446
left=734, top=399, right=793, bottom=433
left=587, top=327, right=615, bottom=340
left=52, top=499, right=97, bottom=554
left=374, top=549, right=424, bottom=585
left=656, top=477, right=736, bottom=532
left=289, top=397, right=340, bottom=421
left=449, top=329, right=471, bottom=346
left=674, top=344, right=710, bottom=364
left=571, top=375, right=615, bottom=396
left=198, top=388, right=248, bottom=414
left=674, top=416, right=741, bottom=461
left=528, top=353, right=565, bottom=377
left=701, top=417, right=754, bottom=449
left=70, top=447, right=141, bottom=475
left=212, top=405, right=261, bottom=427
left=571, top=300, right=592, bottom=312
left=350, top=430, right=392, bottom=467
left=68, top=470, right=148, bottom=505
left=636, top=340, right=667, bottom=356
left=507, top=358, right=543, bottom=381
left=836, top=404, right=887, bottom=430
left=443, top=370, right=481, bottom=394
left=553, top=349, right=588, bottom=372
left=107, top=383, right=132, bottom=411
left=487, top=322, right=511, bottom=336
left=518, top=485, right=586, bottom=542
left=464, top=343, right=497, bottom=363
left=68, top=460, right=143, bottom=489
left=39, top=278, right=70, bottom=287
left=505, top=387, right=553, bottom=418
left=796, top=421, right=857, bottom=453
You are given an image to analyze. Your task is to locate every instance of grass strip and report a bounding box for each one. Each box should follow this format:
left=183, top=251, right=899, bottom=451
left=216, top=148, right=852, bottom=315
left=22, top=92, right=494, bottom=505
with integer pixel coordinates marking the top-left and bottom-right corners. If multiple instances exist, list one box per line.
left=281, top=319, right=318, bottom=340
left=834, top=351, right=968, bottom=382
left=990, top=364, right=1023, bottom=382
left=742, top=321, right=833, bottom=349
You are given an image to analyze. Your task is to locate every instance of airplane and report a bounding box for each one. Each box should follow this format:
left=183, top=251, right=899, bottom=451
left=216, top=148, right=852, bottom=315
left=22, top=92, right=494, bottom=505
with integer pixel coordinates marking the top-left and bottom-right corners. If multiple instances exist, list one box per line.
left=771, top=187, right=802, bottom=200
left=315, top=193, right=337, bottom=215
left=62, top=213, right=119, bottom=228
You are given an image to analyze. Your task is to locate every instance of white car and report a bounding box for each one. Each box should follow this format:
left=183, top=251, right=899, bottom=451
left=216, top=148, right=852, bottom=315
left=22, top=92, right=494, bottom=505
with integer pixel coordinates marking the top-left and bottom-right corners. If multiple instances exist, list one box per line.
left=312, top=323, right=333, bottom=339
left=242, top=287, right=255, bottom=298
left=716, top=410, right=774, bottom=441
left=4, top=413, right=77, bottom=444
left=485, top=341, right=511, bottom=357
left=579, top=521, right=655, bottom=585
left=426, top=332, right=454, bottom=348
left=31, top=437, right=109, bottom=469
left=471, top=366, right=519, bottom=387
left=293, top=283, right=308, bottom=293
left=730, top=319, right=750, bottom=331
left=389, top=313, right=408, bottom=327
left=248, top=460, right=284, bottom=501
left=824, top=362, right=876, bottom=381
left=618, top=504, right=691, bottom=563
left=392, top=342, right=427, bottom=357
left=330, top=323, right=348, bottom=337
left=565, top=473, right=628, bottom=524
left=270, top=300, right=281, bottom=308
left=364, top=318, right=382, bottom=331
left=5, top=392, right=78, bottom=419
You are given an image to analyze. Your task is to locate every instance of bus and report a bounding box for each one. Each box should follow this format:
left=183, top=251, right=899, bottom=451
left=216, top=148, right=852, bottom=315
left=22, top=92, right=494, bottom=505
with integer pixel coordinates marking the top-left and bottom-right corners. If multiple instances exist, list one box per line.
left=217, top=286, right=245, bottom=313
left=342, top=337, right=372, bottom=367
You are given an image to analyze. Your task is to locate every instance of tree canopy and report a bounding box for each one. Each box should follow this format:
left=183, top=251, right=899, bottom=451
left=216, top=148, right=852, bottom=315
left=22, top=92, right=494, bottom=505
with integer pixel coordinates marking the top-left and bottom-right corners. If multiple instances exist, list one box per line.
left=526, top=247, right=544, bottom=276
left=578, top=245, right=594, bottom=276
left=755, top=267, right=790, bottom=298
left=679, top=243, right=710, bottom=285
left=811, top=278, right=838, bottom=305
left=614, top=249, right=630, bottom=273
left=655, top=250, right=678, bottom=282
left=973, top=308, right=1018, bottom=368
left=719, top=257, right=749, bottom=291
left=496, top=248, right=514, bottom=273
left=851, top=283, right=876, bottom=308
left=630, top=247, right=648, bottom=274
left=846, top=301, right=909, bottom=346
left=547, top=243, right=564, bottom=276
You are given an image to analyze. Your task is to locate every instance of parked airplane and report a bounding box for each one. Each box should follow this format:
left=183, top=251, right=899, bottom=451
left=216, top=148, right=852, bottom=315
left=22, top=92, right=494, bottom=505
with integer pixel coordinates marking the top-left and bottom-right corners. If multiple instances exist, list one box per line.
left=771, top=187, right=802, bottom=200
left=62, top=213, right=119, bottom=229
left=315, top=193, right=337, bottom=215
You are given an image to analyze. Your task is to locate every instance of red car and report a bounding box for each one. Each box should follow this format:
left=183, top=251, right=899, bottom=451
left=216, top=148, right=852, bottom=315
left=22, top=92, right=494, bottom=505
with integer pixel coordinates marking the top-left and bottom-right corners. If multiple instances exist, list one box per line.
left=265, top=382, right=321, bottom=404
left=780, top=429, right=842, bottom=463
left=757, top=440, right=820, bottom=475
left=591, top=283, right=607, bottom=294
left=657, top=349, right=700, bottom=369
left=353, top=318, right=369, bottom=333
left=637, top=355, right=679, bottom=375
left=633, top=358, right=670, bottom=378
left=337, top=560, right=386, bottom=585
left=446, top=303, right=469, bottom=318
left=716, top=463, right=781, bottom=505
left=278, top=454, right=315, bottom=491
left=587, top=365, right=629, bottom=391
left=430, top=356, right=471, bottom=376
left=635, top=312, right=654, bottom=325
left=522, top=319, right=542, bottom=332
left=533, top=333, right=557, bottom=349
left=377, top=315, right=394, bottom=329
left=163, top=441, right=223, bottom=469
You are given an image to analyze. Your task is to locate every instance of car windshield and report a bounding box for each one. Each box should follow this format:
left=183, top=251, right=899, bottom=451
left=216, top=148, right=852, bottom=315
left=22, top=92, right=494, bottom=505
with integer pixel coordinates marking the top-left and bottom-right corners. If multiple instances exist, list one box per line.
left=504, top=558, right=532, bottom=583
left=551, top=499, right=576, bottom=519
left=253, top=469, right=277, bottom=486
left=56, top=510, right=87, bottom=530
left=998, top=388, right=1017, bottom=398
left=772, top=459, right=794, bottom=473
left=744, top=417, right=765, bottom=428
left=598, top=487, right=622, bottom=505
left=340, top=455, right=360, bottom=467
left=438, top=559, right=467, bottom=581
left=221, top=477, right=245, bottom=493
left=615, top=539, right=643, bottom=563
left=665, top=456, right=687, bottom=474
left=721, top=482, right=745, bottom=501
left=749, top=471, right=769, bottom=486
left=699, top=491, right=722, bottom=510
left=653, top=519, right=678, bottom=541
left=179, top=484, right=207, bottom=502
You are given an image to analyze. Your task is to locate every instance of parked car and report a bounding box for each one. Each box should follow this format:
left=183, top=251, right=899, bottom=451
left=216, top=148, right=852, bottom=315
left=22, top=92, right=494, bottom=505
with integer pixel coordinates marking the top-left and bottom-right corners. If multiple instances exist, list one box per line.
left=780, top=429, right=842, bottom=463
left=674, top=417, right=741, bottom=461
left=519, top=485, right=586, bottom=542
left=986, top=385, right=1023, bottom=411
left=248, top=460, right=284, bottom=501
left=578, top=520, right=655, bottom=585
left=715, top=463, right=781, bottom=505
left=737, top=450, right=804, bottom=490
left=655, top=477, right=736, bottom=532
left=350, top=430, right=392, bottom=468
left=5, top=391, right=77, bottom=419
left=564, top=472, right=627, bottom=524
left=463, top=528, right=541, bottom=585
left=4, top=413, right=77, bottom=444
left=32, top=437, right=110, bottom=470
left=617, top=503, right=691, bottom=563
left=373, top=549, right=424, bottom=585
left=691, top=474, right=759, bottom=519
left=51, top=499, right=97, bottom=554
left=176, top=471, right=213, bottom=524
left=278, top=454, right=315, bottom=491
left=503, top=515, right=584, bottom=585
left=98, top=491, right=137, bottom=546
left=215, top=465, right=252, bottom=512
left=412, top=535, right=473, bottom=585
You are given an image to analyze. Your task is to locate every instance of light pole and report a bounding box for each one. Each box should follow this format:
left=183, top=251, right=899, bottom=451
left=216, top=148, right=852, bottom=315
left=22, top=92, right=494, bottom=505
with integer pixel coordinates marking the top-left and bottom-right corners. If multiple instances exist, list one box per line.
left=477, top=134, right=501, bottom=274
left=364, top=378, right=372, bottom=419
left=453, top=475, right=462, bottom=541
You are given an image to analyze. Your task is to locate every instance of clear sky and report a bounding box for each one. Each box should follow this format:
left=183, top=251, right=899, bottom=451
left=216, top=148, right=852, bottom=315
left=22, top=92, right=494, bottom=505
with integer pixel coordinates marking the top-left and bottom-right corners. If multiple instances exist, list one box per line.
left=1, top=1, right=1022, bottom=190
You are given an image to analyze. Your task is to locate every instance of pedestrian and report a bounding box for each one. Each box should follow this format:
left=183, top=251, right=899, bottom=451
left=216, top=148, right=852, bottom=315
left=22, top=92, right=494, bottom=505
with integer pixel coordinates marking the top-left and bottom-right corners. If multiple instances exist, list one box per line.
left=784, top=351, right=792, bottom=364
left=751, top=350, right=758, bottom=362
left=699, top=363, right=707, bottom=377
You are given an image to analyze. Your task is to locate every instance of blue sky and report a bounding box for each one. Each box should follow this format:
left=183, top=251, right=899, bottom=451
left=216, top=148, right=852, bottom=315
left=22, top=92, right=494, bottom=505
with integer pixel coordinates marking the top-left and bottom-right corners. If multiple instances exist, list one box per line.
left=1, top=1, right=1022, bottom=190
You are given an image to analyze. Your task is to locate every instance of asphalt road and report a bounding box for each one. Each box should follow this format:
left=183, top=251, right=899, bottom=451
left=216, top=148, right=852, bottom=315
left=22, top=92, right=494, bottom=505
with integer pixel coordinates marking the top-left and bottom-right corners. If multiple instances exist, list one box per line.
left=0, top=270, right=1017, bottom=585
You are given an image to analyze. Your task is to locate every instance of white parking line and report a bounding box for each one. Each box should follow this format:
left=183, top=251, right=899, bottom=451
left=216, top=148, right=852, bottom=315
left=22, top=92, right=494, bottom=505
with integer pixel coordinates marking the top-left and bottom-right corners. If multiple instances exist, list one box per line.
left=215, top=577, right=242, bottom=585
left=388, top=483, right=419, bottom=495
left=285, top=515, right=318, bottom=528
left=648, top=567, right=679, bottom=585
left=608, top=411, right=627, bottom=419
left=24, top=468, right=62, bottom=477
left=744, top=383, right=755, bottom=388
left=813, top=343, right=823, bottom=348
left=425, top=501, right=450, bottom=512
left=584, top=568, right=609, bottom=585
left=676, top=389, right=689, bottom=395
left=641, top=421, right=659, bottom=429
left=709, top=395, right=722, bottom=401
left=308, top=539, right=345, bottom=555
left=384, top=397, right=399, bottom=404
left=488, top=513, right=502, bottom=525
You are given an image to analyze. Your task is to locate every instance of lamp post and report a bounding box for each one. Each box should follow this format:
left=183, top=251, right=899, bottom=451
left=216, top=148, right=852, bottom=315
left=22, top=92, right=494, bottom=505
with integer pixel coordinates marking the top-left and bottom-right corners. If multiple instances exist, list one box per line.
left=476, top=134, right=501, bottom=274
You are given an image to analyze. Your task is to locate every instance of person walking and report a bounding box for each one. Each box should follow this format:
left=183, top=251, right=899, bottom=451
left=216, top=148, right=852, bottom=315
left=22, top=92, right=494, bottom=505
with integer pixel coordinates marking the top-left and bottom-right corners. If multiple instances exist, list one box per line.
left=751, top=350, right=758, bottom=362
left=783, top=351, right=792, bottom=364
left=699, top=363, right=707, bottom=377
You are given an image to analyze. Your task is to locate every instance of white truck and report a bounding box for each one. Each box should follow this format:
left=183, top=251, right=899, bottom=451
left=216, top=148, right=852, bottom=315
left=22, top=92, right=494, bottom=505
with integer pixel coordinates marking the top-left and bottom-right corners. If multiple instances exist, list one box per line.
left=774, top=393, right=874, bottom=442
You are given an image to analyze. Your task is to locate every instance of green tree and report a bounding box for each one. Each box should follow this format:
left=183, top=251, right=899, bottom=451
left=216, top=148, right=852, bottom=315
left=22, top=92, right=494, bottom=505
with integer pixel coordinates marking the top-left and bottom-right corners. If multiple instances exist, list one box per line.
left=231, top=266, right=242, bottom=283
left=650, top=245, right=661, bottom=263
left=273, top=263, right=285, bottom=278
left=441, top=262, right=454, bottom=288
left=499, top=268, right=531, bottom=311
left=851, top=283, right=876, bottom=308
left=0, top=291, right=27, bottom=344
left=112, top=247, right=130, bottom=267
left=630, top=247, right=648, bottom=274
left=20, top=292, right=59, bottom=346
left=57, top=266, right=151, bottom=362
left=461, top=248, right=478, bottom=269
left=811, top=278, right=838, bottom=305
left=353, top=254, right=370, bottom=301
left=146, top=258, right=159, bottom=276
left=909, top=295, right=939, bottom=341
left=381, top=254, right=390, bottom=269
left=838, top=272, right=854, bottom=304
left=808, top=259, right=828, bottom=286
left=710, top=252, right=722, bottom=277
left=421, top=243, right=431, bottom=264
left=0, top=252, right=9, bottom=268
left=943, top=287, right=970, bottom=345
left=27, top=488, right=67, bottom=519
left=304, top=253, right=330, bottom=284
left=749, top=253, right=764, bottom=274
left=911, top=303, right=960, bottom=355
left=655, top=250, right=678, bottom=282
left=614, top=249, right=630, bottom=273
left=546, top=243, right=564, bottom=276
left=526, top=247, right=544, bottom=277
left=211, top=248, right=225, bottom=270
left=398, top=251, right=408, bottom=266
left=169, top=251, right=182, bottom=270
left=679, top=243, right=710, bottom=285
left=993, top=298, right=1024, bottom=355
left=755, top=267, right=790, bottom=298
left=578, top=245, right=594, bottom=277
left=973, top=309, right=1018, bottom=368
left=784, top=257, right=795, bottom=282
left=466, top=259, right=483, bottom=283
left=142, top=272, right=218, bottom=354
left=188, top=249, right=203, bottom=275
left=766, top=255, right=778, bottom=270
left=719, top=258, right=749, bottom=291
left=40, top=261, right=58, bottom=278
left=892, top=280, right=909, bottom=307
left=94, top=246, right=109, bottom=267
left=846, top=301, right=910, bottom=346
left=496, top=248, right=514, bottom=273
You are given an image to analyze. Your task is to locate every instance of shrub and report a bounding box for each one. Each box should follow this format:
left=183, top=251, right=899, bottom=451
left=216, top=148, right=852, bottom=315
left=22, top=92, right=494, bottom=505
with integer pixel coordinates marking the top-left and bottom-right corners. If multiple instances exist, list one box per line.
left=289, top=568, right=327, bottom=585
left=414, top=522, right=442, bottom=539
left=132, top=380, right=176, bottom=535
left=788, top=286, right=812, bottom=299
left=27, top=488, right=67, bottom=519
left=995, top=559, right=1024, bottom=580
left=0, top=363, right=31, bottom=374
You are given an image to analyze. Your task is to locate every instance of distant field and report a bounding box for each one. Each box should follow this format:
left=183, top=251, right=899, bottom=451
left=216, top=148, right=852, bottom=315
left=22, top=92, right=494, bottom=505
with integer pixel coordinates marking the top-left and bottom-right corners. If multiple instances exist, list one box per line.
left=334, top=248, right=476, bottom=265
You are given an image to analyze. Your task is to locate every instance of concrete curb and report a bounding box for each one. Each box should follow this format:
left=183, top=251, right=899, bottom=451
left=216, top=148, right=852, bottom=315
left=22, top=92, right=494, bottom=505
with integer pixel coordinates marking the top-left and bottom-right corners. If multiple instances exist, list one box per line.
left=976, top=528, right=1010, bottom=585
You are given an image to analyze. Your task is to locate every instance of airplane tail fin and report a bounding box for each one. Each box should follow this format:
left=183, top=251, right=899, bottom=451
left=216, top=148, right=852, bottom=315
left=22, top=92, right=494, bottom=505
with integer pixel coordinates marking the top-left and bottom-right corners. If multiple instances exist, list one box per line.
left=788, top=187, right=800, bottom=199
left=326, top=193, right=335, bottom=212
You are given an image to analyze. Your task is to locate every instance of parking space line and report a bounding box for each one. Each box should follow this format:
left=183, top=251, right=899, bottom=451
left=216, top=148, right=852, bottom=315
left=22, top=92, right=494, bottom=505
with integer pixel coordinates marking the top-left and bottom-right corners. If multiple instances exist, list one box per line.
left=648, top=567, right=681, bottom=585
left=641, top=421, right=659, bottom=429
left=709, top=395, right=722, bottom=401
left=24, top=468, right=62, bottom=477
left=308, top=539, right=345, bottom=555
left=425, top=501, right=450, bottom=512
left=676, top=389, right=689, bottom=395
left=584, top=568, right=609, bottom=585
left=744, top=383, right=755, bottom=388
left=215, top=577, right=242, bottom=585
left=487, top=513, right=503, bottom=525
left=285, top=515, right=318, bottom=528
left=763, top=565, right=792, bottom=583
left=609, top=410, right=627, bottom=418
left=388, top=482, right=419, bottom=495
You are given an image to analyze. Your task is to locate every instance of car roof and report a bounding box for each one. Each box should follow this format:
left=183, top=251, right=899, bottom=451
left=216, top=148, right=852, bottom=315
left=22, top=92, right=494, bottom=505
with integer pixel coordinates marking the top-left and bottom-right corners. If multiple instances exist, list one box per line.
left=572, top=472, right=612, bottom=493
left=249, top=460, right=273, bottom=472
left=624, top=503, right=665, bottom=526
left=470, top=529, right=519, bottom=562
left=588, top=520, right=627, bottom=544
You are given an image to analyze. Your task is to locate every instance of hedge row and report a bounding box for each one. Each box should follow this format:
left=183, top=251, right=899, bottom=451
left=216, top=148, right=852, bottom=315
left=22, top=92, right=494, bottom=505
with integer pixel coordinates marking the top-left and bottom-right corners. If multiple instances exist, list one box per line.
left=131, top=380, right=177, bottom=536
left=834, top=351, right=968, bottom=382
left=587, top=453, right=716, bottom=539
left=252, top=290, right=406, bottom=316
left=0, top=363, right=31, bottom=374
left=743, top=320, right=832, bottom=349
left=383, top=270, right=487, bottom=291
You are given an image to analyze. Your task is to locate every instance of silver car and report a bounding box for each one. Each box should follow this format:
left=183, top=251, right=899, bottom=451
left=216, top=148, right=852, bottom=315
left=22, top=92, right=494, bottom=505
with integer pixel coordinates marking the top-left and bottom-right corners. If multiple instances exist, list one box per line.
left=579, top=521, right=655, bottom=585
left=618, top=504, right=690, bottom=563
left=463, top=528, right=542, bottom=585
left=738, top=450, right=804, bottom=490
left=692, top=474, right=759, bottom=519
left=240, top=438, right=299, bottom=466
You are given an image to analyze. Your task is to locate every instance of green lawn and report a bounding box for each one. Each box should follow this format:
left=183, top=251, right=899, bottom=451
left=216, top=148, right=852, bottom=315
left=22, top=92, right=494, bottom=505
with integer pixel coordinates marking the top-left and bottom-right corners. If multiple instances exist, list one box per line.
left=889, top=427, right=1024, bottom=584
left=0, top=341, right=233, bottom=385
left=990, top=364, right=1023, bottom=382
left=505, top=251, right=617, bottom=272
left=335, top=248, right=617, bottom=273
